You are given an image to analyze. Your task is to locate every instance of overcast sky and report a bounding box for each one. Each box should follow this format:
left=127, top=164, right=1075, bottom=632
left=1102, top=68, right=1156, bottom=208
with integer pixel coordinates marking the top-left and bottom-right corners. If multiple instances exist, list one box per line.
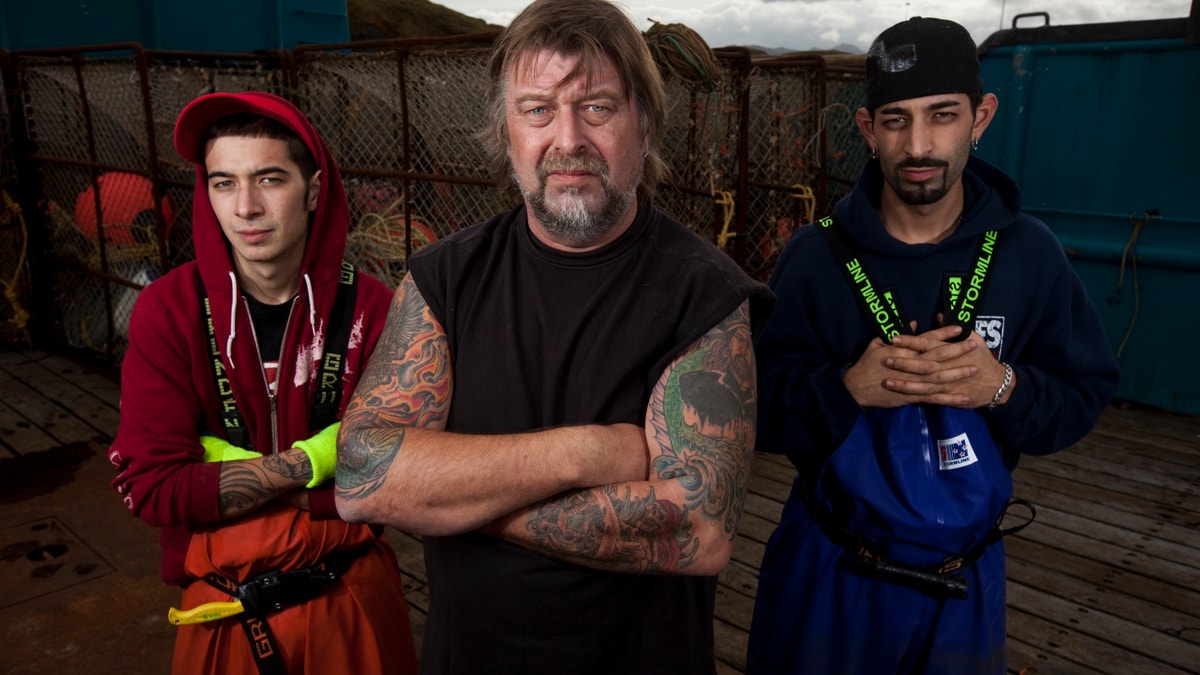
left=441, top=0, right=1191, bottom=52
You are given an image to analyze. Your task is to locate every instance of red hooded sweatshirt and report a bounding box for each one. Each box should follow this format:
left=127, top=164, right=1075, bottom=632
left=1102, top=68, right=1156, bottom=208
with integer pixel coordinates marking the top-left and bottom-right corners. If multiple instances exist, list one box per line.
left=109, top=91, right=395, bottom=585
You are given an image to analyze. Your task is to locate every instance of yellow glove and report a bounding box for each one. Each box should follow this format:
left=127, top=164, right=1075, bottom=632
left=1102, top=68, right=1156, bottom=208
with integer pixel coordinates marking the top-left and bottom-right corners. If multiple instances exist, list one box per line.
left=199, top=434, right=262, bottom=463
left=291, top=422, right=340, bottom=488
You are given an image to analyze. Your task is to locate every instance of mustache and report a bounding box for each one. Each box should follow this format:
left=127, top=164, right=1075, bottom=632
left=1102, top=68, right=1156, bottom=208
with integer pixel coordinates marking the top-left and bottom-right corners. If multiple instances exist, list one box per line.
left=538, top=154, right=609, bottom=181
left=895, top=157, right=949, bottom=170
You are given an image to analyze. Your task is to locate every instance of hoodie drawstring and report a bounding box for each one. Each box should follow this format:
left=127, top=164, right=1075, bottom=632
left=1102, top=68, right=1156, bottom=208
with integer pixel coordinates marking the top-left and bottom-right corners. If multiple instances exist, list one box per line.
left=226, top=270, right=238, bottom=370
left=221, top=271, right=317, bottom=372
left=303, top=273, right=317, bottom=337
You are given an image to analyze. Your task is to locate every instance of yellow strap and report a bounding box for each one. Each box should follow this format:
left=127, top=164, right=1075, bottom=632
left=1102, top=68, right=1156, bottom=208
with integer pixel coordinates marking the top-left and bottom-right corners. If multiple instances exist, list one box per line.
left=168, top=600, right=245, bottom=626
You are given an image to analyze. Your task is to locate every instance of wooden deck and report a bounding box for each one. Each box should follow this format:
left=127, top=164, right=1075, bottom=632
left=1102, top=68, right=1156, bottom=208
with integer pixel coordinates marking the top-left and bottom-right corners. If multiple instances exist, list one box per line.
left=1, top=348, right=1197, bottom=674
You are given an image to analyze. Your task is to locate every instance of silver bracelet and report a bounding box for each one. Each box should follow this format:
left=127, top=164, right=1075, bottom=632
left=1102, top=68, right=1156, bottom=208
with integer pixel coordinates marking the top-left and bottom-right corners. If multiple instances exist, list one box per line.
left=987, top=362, right=1013, bottom=410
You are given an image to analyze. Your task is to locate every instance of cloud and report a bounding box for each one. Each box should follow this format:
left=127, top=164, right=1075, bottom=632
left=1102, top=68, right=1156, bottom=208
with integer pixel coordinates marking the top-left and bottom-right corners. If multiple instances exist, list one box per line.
left=447, top=0, right=1192, bottom=53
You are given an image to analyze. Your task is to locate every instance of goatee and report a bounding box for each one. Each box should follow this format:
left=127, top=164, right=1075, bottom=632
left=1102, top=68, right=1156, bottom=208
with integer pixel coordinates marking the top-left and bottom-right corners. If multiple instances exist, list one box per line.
left=887, top=157, right=951, bottom=206
left=517, top=154, right=636, bottom=246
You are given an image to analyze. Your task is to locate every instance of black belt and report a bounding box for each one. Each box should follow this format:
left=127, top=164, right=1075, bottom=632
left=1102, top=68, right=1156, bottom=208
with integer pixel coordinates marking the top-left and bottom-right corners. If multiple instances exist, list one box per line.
left=803, top=489, right=1035, bottom=600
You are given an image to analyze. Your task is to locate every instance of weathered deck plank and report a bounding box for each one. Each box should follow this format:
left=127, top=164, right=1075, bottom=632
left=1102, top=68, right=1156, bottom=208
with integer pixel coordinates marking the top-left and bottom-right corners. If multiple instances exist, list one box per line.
left=0, top=362, right=109, bottom=448
left=1014, top=469, right=1199, bottom=543
left=1006, top=555, right=1199, bottom=647
left=0, top=349, right=121, bottom=457
left=1007, top=581, right=1199, bottom=674
left=0, top=396, right=62, bottom=456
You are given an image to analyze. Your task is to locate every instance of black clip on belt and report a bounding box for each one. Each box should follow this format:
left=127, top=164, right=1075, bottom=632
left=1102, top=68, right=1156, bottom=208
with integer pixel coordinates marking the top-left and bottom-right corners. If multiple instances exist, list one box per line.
left=846, top=546, right=970, bottom=600
left=201, top=546, right=364, bottom=615
left=229, top=542, right=364, bottom=612
left=235, top=560, right=342, bottom=615
left=819, top=498, right=1037, bottom=601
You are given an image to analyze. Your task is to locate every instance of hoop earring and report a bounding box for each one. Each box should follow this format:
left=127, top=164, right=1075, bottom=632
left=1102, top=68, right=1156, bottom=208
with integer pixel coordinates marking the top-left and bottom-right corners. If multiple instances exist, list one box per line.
left=870, top=147, right=878, bottom=160
left=970, top=138, right=979, bottom=151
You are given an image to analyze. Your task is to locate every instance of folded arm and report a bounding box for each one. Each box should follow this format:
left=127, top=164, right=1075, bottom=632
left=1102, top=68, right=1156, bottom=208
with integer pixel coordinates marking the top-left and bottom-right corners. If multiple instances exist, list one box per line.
left=487, top=301, right=757, bottom=576
left=212, top=447, right=313, bottom=518
left=334, top=274, right=648, bottom=535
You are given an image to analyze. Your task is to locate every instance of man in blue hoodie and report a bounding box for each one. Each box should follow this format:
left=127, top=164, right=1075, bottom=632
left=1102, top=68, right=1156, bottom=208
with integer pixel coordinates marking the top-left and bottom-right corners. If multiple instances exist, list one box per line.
left=747, top=17, right=1119, bottom=674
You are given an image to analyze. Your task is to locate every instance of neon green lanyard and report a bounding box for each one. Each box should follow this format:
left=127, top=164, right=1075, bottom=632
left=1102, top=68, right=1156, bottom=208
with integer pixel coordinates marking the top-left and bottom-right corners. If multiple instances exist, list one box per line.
left=816, top=215, right=999, bottom=343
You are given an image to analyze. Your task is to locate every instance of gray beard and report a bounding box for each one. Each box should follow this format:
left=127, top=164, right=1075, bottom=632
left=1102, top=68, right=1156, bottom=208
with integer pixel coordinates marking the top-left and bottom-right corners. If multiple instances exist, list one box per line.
left=516, top=155, right=638, bottom=247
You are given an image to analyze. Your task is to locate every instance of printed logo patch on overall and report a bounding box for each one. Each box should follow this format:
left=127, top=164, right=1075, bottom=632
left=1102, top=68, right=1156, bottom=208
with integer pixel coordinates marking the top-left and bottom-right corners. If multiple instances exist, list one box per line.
left=938, top=432, right=979, bottom=470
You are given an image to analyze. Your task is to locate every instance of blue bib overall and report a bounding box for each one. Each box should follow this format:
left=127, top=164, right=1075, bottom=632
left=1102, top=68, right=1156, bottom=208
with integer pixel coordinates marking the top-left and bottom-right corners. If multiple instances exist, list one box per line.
left=748, top=220, right=1016, bottom=674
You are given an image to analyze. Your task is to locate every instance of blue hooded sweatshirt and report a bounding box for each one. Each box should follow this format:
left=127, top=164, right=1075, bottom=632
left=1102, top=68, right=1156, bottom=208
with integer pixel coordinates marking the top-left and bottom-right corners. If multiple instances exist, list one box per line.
left=757, top=155, right=1119, bottom=479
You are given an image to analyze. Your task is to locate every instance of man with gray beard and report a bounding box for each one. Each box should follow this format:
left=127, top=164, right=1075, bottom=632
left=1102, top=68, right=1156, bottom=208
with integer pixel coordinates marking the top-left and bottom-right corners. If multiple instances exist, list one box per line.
left=333, top=0, right=773, bottom=673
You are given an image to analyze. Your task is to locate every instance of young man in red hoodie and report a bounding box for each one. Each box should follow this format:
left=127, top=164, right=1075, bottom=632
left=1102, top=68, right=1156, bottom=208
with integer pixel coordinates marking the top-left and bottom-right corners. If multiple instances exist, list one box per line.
left=109, top=91, right=417, bottom=674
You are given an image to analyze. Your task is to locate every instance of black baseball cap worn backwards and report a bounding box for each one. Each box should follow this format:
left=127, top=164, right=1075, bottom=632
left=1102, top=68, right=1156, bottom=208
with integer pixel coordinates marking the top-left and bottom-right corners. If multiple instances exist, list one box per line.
left=865, top=17, right=982, bottom=110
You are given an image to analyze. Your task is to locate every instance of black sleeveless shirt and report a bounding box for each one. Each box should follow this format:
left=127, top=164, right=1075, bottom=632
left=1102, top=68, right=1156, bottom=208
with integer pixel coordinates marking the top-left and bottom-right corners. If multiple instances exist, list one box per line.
left=409, top=205, right=772, bottom=674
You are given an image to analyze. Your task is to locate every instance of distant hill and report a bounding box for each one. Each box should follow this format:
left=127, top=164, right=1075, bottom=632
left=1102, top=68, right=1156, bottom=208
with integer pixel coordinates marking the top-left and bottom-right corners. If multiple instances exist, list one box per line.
left=346, top=0, right=502, bottom=40
left=344, top=1, right=865, bottom=62
left=743, top=42, right=864, bottom=57
left=744, top=45, right=797, bottom=56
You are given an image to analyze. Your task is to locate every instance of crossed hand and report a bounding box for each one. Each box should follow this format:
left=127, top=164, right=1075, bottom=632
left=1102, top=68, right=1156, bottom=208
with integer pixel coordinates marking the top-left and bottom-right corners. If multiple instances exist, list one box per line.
left=844, top=323, right=1011, bottom=409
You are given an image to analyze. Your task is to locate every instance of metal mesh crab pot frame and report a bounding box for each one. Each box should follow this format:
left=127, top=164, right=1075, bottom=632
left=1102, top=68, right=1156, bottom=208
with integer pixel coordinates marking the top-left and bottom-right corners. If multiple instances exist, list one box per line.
left=0, top=34, right=864, bottom=367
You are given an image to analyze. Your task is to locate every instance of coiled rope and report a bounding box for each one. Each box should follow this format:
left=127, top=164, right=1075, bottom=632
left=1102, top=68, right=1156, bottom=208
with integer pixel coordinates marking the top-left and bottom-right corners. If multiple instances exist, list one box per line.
left=644, top=20, right=721, bottom=93
left=1, top=191, right=31, bottom=343
left=345, top=197, right=437, bottom=290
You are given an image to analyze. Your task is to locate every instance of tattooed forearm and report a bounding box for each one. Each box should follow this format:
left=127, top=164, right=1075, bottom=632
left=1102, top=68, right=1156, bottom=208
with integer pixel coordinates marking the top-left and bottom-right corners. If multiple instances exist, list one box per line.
left=336, top=274, right=453, bottom=504
left=523, top=485, right=698, bottom=573
left=336, top=427, right=402, bottom=500
left=526, top=490, right=607, bottom=559
left=217, top=451, right=311, bottom=519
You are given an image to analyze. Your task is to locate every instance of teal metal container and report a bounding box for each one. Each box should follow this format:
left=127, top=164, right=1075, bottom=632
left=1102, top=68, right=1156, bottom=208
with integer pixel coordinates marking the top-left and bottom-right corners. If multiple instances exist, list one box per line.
left=0, top=0, right=350, bottom=52
left=976, top=13, right=1200, bottom=414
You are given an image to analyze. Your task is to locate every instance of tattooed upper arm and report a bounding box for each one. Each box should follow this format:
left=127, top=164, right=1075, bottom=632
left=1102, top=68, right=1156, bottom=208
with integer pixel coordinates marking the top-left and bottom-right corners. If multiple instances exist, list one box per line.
left=646, top=300, right=756, bottom=542
left=336, top=273, right=453, bottom=503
